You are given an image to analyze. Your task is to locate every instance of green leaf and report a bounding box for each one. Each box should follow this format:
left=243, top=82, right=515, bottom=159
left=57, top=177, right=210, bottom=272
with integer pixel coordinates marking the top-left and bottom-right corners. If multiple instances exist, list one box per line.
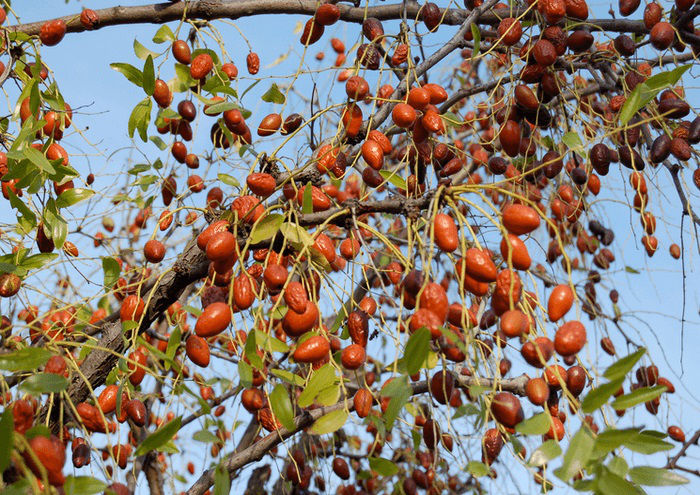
left=624, top=266, right=640, bottom=274
left=562, top=131, right=585, bottom=158
left=369, top=457, right=399, bottom=476
left=217, top=173, right=240, bottom=187
left=403, top=327, right=430, bottom=375
left=8, top=189, right=36, bottom=228
left=102, top=257, right=121, bottom=291
left=56, top=188, right=95, bottom=208
left=205, top=101, right=238, bottom=115
left=628, top=466, right=688, bottom=486
left=261, top=83, right=285, bottom=104
left=254, top=329, right=289, bottom=353
left=467, top=460, right=490, bottom=477
left=64, top=476, right=107, bottom=495
left=0, top=348, right=52, bottom=371
left=528, top=440, right=562, bottom=467
left=279, top=222, right=314, bottom=248
left=0, top=408, right=13, bottom=472
left=142, top=55, right=155, bottom=96
left=128, top=98, right=152, bottom=142
left=611, top=385, right=666, bottom=410
left=624, top=430, right=674, bottom=454
left=153, top=25, right=175, bottom=44
left=619, top=64, right=691, bottom=125
left=270, top=384, right=295, bottom=431
left=164, top=325, right=181, bottom=371
left=607, top=456, right=629, bottom=478
left=378, top=170, right=407, bottom=190
left=598, top=466, right=638, bottom=494
left=238, top=360, right=253, bottom=388
left=193, top=430, right=219, bottom=443
left=471, top=24, right=481, bottom=58
left=382, top=376, right=411, bottom=429
left=110, top=63, right=143, bottom=87
left=24, top=146, right=55, bottom=174
left=594, top=428, right=641, bottom=457
left=310, top=409, right=347, bottom=435
left=43, top=199, right=68, bottom=248
left=20, top=373, right=69, bottom=394
left=214, top=464, right=231, bottom=495
left=554, top=427, right=593, bottom=481
left=302, top=182, right=314, bottom=214
left=135, top=417, right=182, bottom=456
left=20, top=253, right=57, bottom=272
left=249, top=214, right=284, bottom=244
left=173, top=63, right=197, bottom=90
left=515, top=412, right=551, bottom=435
left=133, top=39, right=159, bottom=60
left=604, top=348, right=646, bottom=380
left=581, top=377, right=625, bottom=413
left=298, top=363, right=337, bottom=408
left=270, top=368, right=306, bottom=386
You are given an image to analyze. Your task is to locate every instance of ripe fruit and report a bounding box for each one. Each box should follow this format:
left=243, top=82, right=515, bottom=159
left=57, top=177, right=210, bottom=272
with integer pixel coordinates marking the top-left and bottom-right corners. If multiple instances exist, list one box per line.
left=316, top=3, right=341, bottom=25
left=361, top=139, right=384, bottom=170
left=547, top=285, right=574, bottom=321
left=490, top=392, right=524, bottom=427
left=650, top=22, right=675, bottom=50
left=283, top=301, right=319, bottom=337
left=40, top=19, right=67, bottom=46
left=195, top=302, right=231, bottom=337
left=354, top=388, right=373, bottom=417
left=346, top=76, right=370, bottom=100
left=258, top=113, right=282, bottom=136
left=144, top=239, right=165, bottom=263
left=120, top=295, right=145, bottom=323
left=153, top=79, right=172, bottom=108
left=190, top=53, right=214, bottom=80
left=332, top=457, right=350, bottom=479
left=497, top=18, right=522, bottom=46
left=463, top=248, right=498, bottom=282
left=341, top=344, right=366, bottom=369
left=554, top=320, right=587, bottom=356
left=392, top=103, right=417, bottom=128
left=429, top=370, right=454, bottom=404
left=300, top=18, right=324, bottom=45
left=27, top=435, right=66, bottom=486
left=126, top=399, right=146, bottom=426
left=668, top=426, right=685, bottom=442
left=172, top=40, right=191, bottom=64
left=502, top=204, right=541, bottom=235
left=80, top=9, right=99, bottom=30
left=525, top=378, right=549, bottom=405
left=294, top=335, right=330, bottom=363
left=206, top=231, right=237, bottom=262
left=500, top=234, right=531, bottom=270
left=233, top=273, right=256, bottom=310
left=499, top=120, right=521, bottom=157
left=186, top=335, right=211, bottom=367
left=97, top=385, right=119, bottom=414
left=347, top=310, right=369, bottom=346
left=499, top=309, right=528, bottom=338
left=247, top=52, right=260, bottom=74
left=433, top=213, right=459, bottom=252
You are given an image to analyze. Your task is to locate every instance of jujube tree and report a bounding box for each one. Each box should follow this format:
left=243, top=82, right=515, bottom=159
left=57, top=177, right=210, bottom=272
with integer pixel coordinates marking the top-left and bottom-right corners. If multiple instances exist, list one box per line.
left=0, top=0, right=699, bottom=494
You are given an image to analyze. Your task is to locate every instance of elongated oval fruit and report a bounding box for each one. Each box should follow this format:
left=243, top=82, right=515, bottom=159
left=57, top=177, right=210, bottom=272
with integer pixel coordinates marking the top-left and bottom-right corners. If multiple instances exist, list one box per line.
left=206, top=231, right=237, bottom=262
left=362, top=140, right=384, bottom=170
left=500, top=234, right=531, bottom=270
left=186, top=334, right=211, bottom=367
left=433, top=213, right=458, bottom=252
left=502, top=204, right=540, bottom=235
left=283, top=300, right=319, bottom=337
left=341, top=344, right=366, bottom=369
left=490, top=391, right=523, bottom=427
left=294, top=335, right=330, bottom=363
left=257, top=113, right=282, bottom=136
left=284, top=281, right=308, bottom=313
left=354, top=388, right=373, bottom=418
left=554, top=320, right=586, bottom=356
left=195, top=302, right=231, bottom=337
left=392, top=103, right=417, bottom=128
left=97, top=385, right=119, bottom=414
left=120, top=295, right=145, bottom=322
left=464, top=248, right=497, bottom=282
left=499, top=120, right=521, bottom=157
left=197, top=220, right=230, bottom=251
left=548, top=284, right=574, bottom=321
left=246, top=172, right=276, bottom=197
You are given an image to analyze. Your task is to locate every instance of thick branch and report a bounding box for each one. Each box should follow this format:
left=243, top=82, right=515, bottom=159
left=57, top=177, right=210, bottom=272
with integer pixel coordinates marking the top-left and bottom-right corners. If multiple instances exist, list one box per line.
left=8, top=2, right=659, bottom=39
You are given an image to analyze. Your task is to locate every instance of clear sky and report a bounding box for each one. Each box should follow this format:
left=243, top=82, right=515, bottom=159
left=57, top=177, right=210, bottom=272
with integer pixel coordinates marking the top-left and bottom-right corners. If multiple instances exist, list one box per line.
left=4, top=1, right=700, bottom=493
